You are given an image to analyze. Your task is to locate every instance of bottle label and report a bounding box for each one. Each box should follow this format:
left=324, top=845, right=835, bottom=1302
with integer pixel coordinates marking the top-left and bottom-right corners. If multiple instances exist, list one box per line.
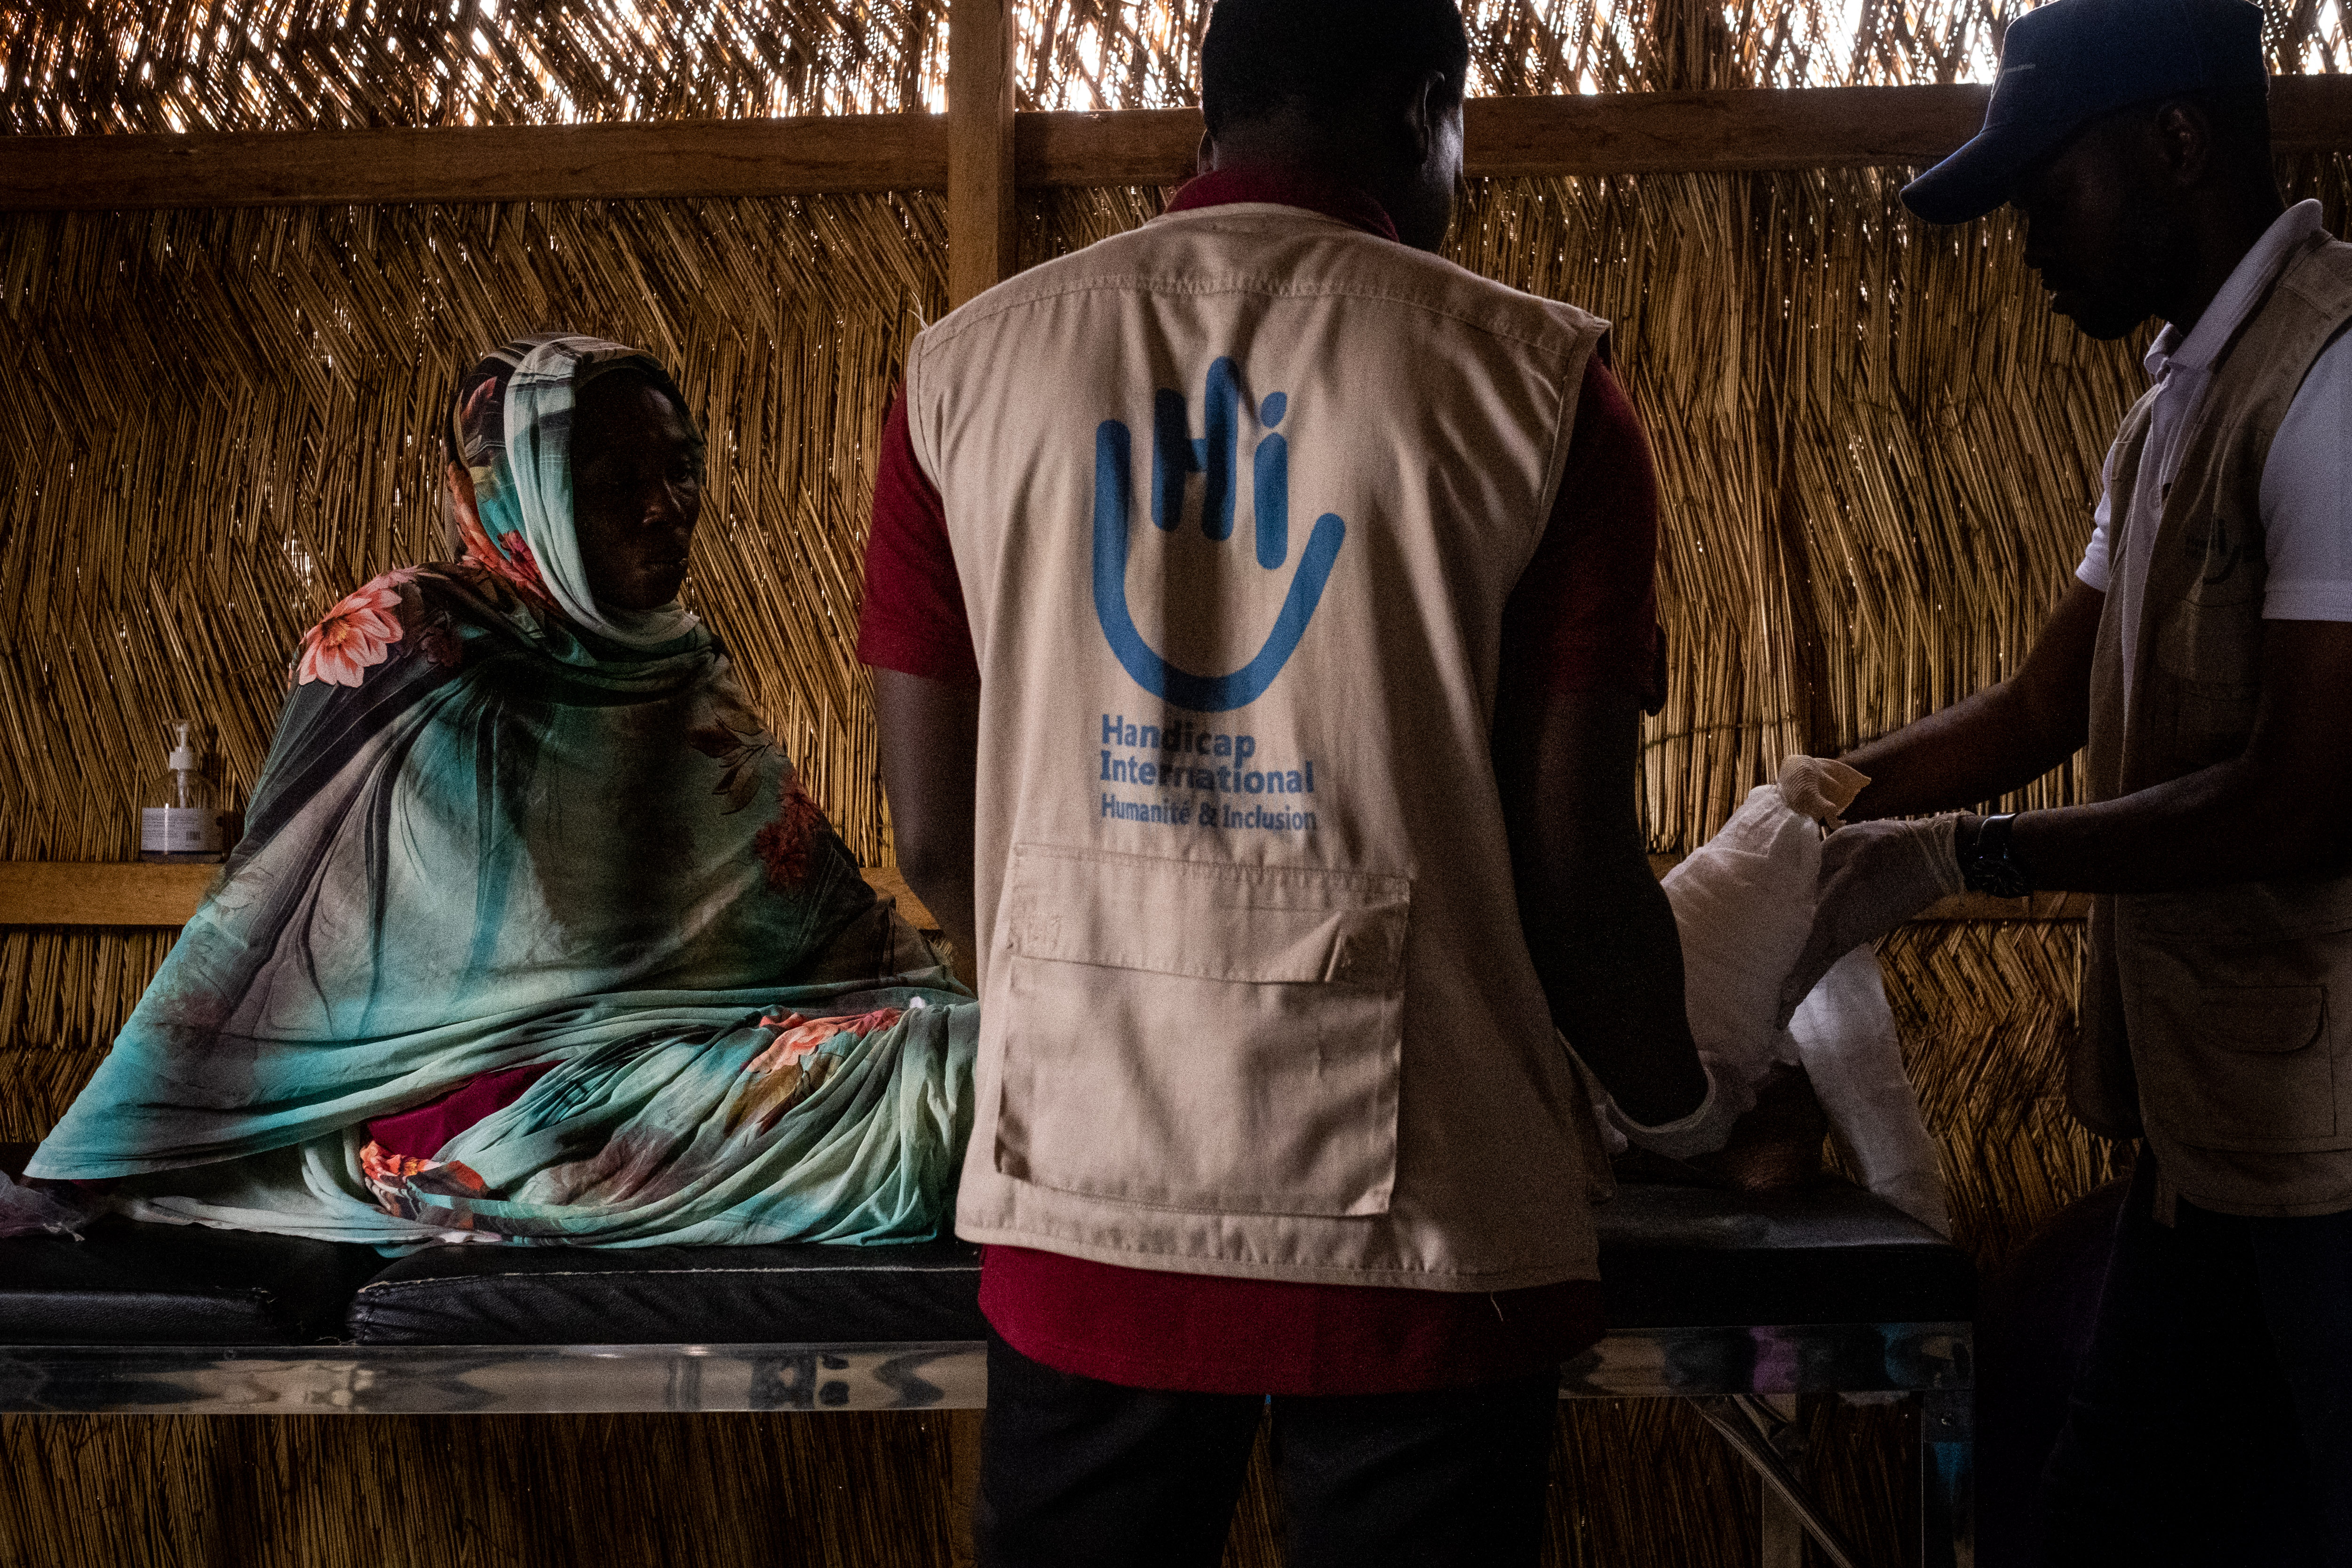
left=141, top=807, right=222, bottom=853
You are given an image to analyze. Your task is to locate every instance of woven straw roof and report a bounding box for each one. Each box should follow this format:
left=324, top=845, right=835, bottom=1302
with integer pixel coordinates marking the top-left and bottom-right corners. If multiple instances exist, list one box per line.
left=17, top=0, right=2352, bottom=135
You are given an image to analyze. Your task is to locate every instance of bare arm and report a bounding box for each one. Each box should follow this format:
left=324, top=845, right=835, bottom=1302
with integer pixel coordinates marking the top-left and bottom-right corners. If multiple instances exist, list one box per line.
left=1838, top=559, right=2352, bottom=890
left=2004, top=619, right=2352, bottom=891
left=1843, top=577, right=2105, bottom=820
left=871, top=667, right=981, bottom=960
left=1495, top=683, right=1707, bottom=1126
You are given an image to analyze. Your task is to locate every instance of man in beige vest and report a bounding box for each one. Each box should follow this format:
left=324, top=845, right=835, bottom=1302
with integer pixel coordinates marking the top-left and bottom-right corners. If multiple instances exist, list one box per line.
left=1782, top=0, right=2352, bottom=1560
left=859, top=0, right=1714, bottom=1561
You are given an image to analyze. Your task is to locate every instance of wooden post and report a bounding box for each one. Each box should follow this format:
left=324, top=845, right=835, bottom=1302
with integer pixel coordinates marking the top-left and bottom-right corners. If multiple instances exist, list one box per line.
left=948, top=0, right=1017, bottom=309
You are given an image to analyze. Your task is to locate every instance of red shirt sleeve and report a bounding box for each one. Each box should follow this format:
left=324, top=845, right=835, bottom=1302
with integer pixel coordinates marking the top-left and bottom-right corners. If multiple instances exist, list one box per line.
left=1500, top=357, right=1666, bottom=711
left=856, top=390, right=981, bottom=688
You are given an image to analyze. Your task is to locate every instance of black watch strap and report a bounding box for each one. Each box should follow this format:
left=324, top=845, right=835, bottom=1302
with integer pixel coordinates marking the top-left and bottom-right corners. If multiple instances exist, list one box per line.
left=1960, top=813, right=2033, bottom=899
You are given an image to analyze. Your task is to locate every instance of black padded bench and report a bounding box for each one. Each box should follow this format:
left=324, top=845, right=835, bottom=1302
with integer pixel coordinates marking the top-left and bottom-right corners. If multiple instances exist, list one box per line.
left=348, top=1235, right=988, bottom=1346
left=0, top=1177, right=1971, bottom=1568
left=1, top=1218, right=380, bottom=1346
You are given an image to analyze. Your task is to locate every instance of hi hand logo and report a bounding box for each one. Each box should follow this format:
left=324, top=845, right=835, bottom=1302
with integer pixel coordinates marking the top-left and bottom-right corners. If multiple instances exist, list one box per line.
left=1092, top=357, right=1346, bottom=713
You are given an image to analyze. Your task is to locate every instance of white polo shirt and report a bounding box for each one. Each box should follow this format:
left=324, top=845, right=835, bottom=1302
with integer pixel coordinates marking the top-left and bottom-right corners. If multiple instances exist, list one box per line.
left=2079, top=199, right=2352, bottom=699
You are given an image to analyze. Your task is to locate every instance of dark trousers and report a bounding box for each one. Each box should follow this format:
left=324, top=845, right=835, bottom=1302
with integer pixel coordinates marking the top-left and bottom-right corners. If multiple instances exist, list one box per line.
left=2042, top=1158, right=2352, bottom=1567
left=974, top=1331, right=1561, bottom=1568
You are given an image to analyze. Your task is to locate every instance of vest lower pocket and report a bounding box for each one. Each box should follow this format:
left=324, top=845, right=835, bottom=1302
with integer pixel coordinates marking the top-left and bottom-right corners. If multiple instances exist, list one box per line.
left=2133, top=972, right=2338, bottom=1151
left=989, top=844, right=1409, bottom=1218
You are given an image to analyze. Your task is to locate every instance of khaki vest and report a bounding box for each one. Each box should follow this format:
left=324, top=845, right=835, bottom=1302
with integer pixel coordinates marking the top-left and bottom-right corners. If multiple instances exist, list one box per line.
left=2080, top=232, right=2352, bottom=1217
left=905, top=204, right=1615, bottom=1289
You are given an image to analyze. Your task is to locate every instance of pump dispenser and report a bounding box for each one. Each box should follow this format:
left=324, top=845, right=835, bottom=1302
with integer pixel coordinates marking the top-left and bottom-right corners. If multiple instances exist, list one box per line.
left=140, top=719, right=224, bottom=863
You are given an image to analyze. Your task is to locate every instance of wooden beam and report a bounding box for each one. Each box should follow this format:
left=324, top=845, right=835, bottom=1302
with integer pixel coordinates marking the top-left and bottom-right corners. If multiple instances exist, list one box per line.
left=14, top=77, right=2352, bottom=213
left=2275, top=74, right=2352, bottom=147
left=0, top=861, right=943, bottom=931
left=0, top=859, right=2075, bottom=929
left=946, top=0, right=1017, bottom=308
left=1921, top=888, right=2093, bottom=921
left=1466, top=73, right=2352, bottom=176
left=1007, top=88, right=1997, bottom=187
left=1016, top=108, right=1200, bottom=187
left=1468, top=83, right=1984, bottom=177
left=5, top=114, right=946, bottom=211
left=0, top=862, right=218, bottom=926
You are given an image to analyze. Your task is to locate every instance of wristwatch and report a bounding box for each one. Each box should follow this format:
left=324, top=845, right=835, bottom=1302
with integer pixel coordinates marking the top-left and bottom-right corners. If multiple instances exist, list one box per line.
left=1957, top=813, right=2034, bottom=899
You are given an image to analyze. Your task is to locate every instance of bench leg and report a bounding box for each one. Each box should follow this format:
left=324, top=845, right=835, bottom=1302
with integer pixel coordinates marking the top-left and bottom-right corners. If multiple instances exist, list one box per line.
left=1757, top=1394, right=1807, bottom=1568
left=1691, top=1394, right=1863, bottom=1568
left=1919, top=1390, right=1974, bottom=1568
left=949, top=1407, right=985, bottom=1568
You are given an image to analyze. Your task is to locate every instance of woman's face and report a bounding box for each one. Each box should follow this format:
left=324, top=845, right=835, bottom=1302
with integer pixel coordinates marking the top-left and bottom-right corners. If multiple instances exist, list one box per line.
left=571, top=376, right=703, bottom=613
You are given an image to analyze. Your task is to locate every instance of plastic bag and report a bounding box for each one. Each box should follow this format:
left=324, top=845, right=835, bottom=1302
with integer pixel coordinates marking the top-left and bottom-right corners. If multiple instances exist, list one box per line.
left=1788, top=946, right=1950, bottom=1234
left=0, top=1169, right=88, bottom=1240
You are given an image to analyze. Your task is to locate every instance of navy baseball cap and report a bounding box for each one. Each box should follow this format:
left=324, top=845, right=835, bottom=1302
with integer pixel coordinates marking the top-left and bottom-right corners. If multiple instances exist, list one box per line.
left=1901, top=0, right=2268, bottom=225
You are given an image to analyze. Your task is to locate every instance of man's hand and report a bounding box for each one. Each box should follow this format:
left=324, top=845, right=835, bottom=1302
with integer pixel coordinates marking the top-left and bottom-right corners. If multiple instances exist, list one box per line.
left=1775, top=817, right=1962, bottom=1026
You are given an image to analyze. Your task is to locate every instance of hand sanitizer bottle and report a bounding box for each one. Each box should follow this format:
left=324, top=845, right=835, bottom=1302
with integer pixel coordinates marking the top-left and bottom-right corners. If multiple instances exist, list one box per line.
left=140, top=719, right=224, bottom=863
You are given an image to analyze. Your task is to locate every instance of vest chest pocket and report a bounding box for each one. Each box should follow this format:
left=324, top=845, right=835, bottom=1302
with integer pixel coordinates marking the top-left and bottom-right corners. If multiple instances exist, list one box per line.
left=990, top=844, right=1410, bottom=1218
left=2149, top=550, right=2266, bottom=770
left=2177, top=512, right=2265, bottom=609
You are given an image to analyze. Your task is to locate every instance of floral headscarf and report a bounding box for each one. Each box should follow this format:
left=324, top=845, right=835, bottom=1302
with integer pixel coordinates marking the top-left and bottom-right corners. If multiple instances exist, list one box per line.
left=446, top=333, right=703, bottom=651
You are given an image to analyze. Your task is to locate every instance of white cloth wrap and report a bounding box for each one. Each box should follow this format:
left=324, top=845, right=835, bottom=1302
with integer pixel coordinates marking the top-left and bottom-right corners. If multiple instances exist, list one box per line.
left=1599, top=1065, right=1743, bottom=1161
left=1580, top=757, right=1951, bottom=1234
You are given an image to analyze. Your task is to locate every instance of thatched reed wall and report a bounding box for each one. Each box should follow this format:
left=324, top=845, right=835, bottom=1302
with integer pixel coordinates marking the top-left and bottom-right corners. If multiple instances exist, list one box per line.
left=9, top=2, right=2352, bottom=1565
left=0, top=1395, right=1923, bottom=1568
left=1, top=1409, right=973, bottom=1568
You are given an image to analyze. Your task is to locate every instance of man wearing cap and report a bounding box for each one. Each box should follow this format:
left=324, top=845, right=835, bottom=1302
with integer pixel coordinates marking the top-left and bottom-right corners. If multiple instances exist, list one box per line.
left=1780, top=0, right=2352, bottom=1558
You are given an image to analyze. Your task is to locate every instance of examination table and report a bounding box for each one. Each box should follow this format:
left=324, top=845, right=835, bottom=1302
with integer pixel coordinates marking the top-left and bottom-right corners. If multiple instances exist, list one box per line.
left=0, top=1150, right=1971, bottom=1568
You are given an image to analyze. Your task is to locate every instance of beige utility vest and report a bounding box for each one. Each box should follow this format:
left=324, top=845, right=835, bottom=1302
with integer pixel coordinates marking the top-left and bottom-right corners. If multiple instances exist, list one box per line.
left=906, top=203, right=1614, bottom=1289
left=2079, top=232, right=2352, bottom=1217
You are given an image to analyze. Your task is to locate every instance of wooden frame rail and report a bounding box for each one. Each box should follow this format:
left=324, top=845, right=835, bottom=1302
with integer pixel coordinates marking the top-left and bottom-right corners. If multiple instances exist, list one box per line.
left=0, top=861, right=946, bottom=930
left=0, top=859, right=2083, bottom=928
left=11, top=77, right=2352, bottom=213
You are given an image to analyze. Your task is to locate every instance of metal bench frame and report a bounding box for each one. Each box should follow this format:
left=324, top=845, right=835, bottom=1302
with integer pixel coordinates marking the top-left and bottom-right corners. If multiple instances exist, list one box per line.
left=2, top=1317, right=1971, bottom=1568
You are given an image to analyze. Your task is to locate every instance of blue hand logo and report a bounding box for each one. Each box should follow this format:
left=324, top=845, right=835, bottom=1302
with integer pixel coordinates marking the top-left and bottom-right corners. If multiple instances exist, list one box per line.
left=1093, top=358, right=1346, bottom=713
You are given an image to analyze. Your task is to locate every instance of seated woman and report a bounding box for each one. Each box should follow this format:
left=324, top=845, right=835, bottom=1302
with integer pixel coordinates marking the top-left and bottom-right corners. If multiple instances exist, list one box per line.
left=16, top=334, right=976, bottom=1249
